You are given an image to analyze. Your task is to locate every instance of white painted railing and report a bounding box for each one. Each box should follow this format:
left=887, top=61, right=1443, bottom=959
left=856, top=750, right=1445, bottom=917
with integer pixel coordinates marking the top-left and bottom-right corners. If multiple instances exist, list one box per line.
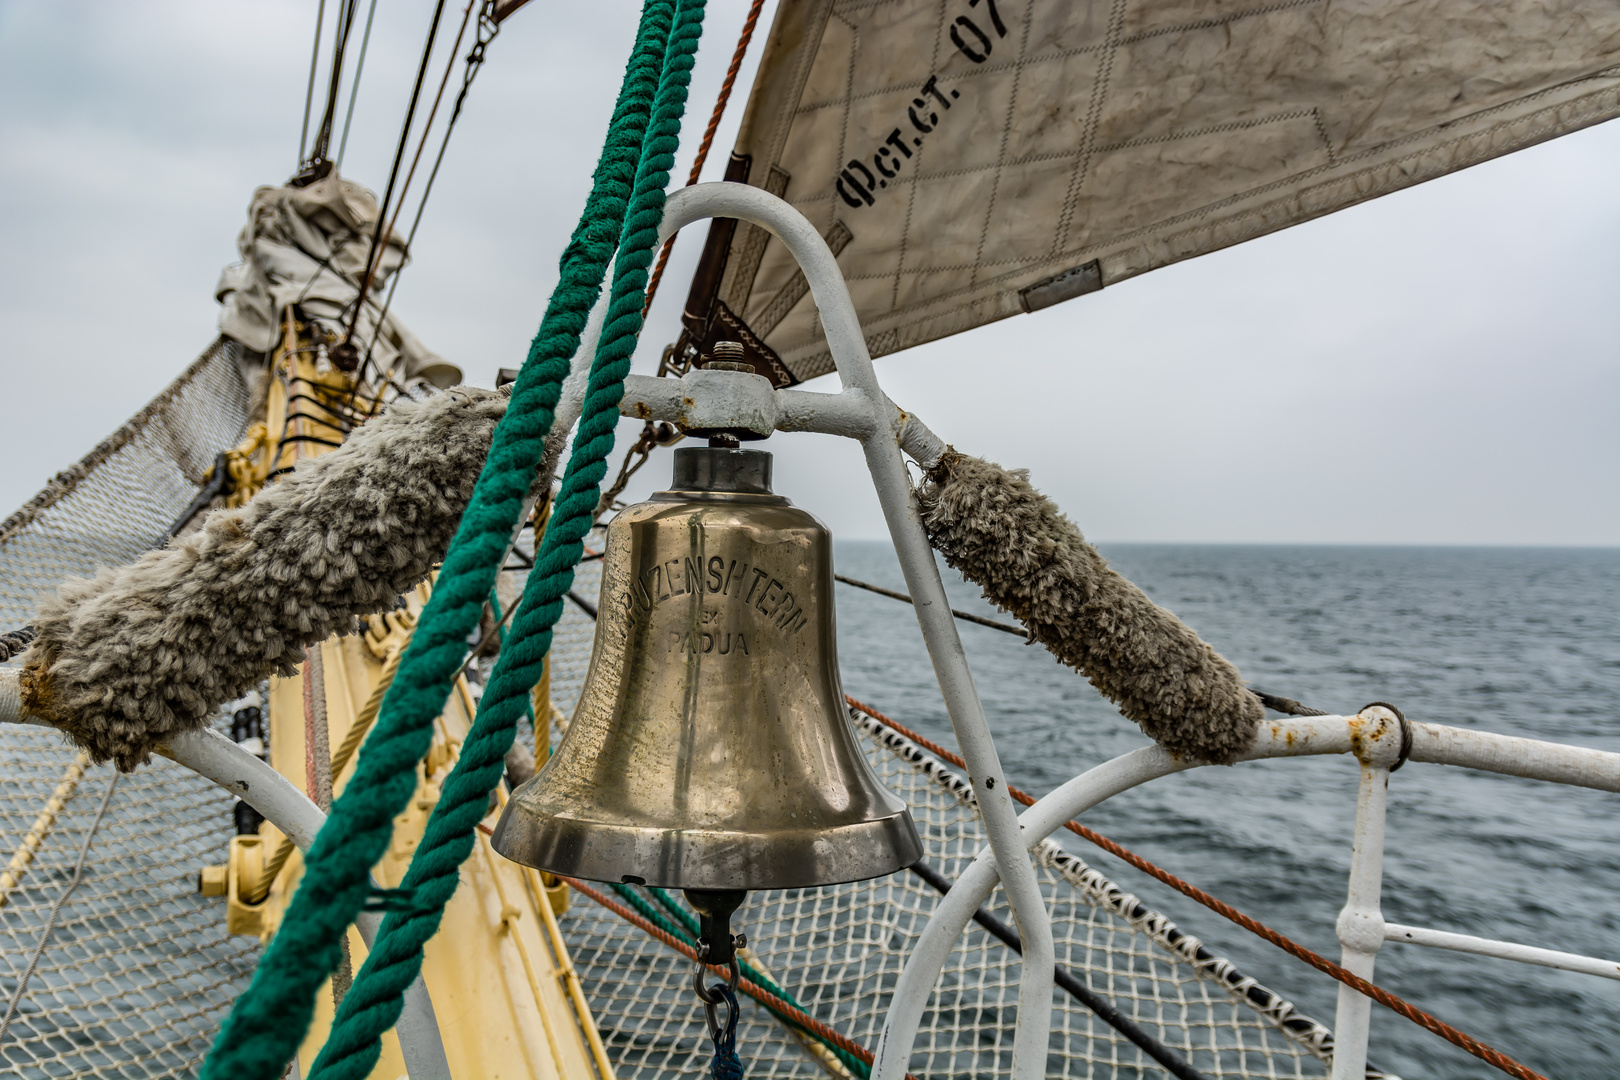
left=1381, top=923, right=1620, bottom=982
left=1324, top=707, right=1619, bottom=1079
left=858, top=705, right=1620, bottom=1080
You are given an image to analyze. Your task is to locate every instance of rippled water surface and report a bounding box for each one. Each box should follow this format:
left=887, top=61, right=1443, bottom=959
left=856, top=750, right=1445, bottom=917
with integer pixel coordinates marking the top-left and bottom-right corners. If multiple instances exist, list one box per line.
left=831, top=542, right=1619, bottom=1080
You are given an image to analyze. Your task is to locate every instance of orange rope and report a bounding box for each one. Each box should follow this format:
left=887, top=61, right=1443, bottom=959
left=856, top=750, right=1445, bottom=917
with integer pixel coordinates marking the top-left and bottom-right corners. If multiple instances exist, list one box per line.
left=845, top=697, right=1550, bottom=1080
left=641, top=0, right=767, bottom=318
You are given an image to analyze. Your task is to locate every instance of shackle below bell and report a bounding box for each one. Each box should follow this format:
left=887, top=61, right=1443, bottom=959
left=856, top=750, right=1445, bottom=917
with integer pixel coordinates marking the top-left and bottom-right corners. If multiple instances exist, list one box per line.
left=491, top=446, right=922, bottom=890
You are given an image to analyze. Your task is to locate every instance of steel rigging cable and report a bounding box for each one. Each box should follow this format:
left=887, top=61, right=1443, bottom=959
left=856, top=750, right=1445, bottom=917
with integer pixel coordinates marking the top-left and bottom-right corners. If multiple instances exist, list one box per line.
left=335, top=0, right=379, bottom=171
left=0, top=770, right=120, bottom=1044
left=641, top=0, right=767, bottom=318
left=372, top=0, right=477, bottom=263
left=360, top=1, right=501, bottom=379
left=341, top=0, right=450, bottom=356
left=303, top=0, right=365, bottom=173
left=297, top=0, right=328, bottom=165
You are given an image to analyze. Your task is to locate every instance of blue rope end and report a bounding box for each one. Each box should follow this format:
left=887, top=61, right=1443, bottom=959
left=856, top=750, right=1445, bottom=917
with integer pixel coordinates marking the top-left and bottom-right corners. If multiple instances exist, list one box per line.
left=708, top=982, right=744, bottom=1080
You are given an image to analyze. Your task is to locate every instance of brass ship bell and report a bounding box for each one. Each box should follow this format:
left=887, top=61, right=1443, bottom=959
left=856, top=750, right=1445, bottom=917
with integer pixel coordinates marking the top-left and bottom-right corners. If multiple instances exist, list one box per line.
left=492, top=443, right=922, bottom=909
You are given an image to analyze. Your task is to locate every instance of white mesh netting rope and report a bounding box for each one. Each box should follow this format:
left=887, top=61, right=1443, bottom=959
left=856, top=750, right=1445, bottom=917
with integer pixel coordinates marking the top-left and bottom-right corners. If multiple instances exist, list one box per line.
left=2, top=339, right=257, bottom=1079
left=0, top=338, right=253, bottom=633
left=0, top=722, right=257, bottom=1078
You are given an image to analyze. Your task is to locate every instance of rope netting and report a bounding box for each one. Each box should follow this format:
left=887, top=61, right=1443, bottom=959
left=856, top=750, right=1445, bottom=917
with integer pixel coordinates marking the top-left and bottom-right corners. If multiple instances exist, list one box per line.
left=0, top=340, right=257, bottom=1077
left=0, top=348, right=1378, bottom=1079
left=551, top=724, right=1347, bottom=1078
left=0, top=337, right=253, bottom=633
left=0, top=717, right=256, bottom=1079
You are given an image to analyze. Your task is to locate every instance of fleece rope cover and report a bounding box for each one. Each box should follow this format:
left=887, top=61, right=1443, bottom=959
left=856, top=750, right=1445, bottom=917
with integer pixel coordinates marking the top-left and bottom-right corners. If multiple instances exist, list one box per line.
left=917, top=451, right=1262, bottom=764
left=196, top=2, right=700, bottom=1077
left=20, top=389, right=510, bottom=772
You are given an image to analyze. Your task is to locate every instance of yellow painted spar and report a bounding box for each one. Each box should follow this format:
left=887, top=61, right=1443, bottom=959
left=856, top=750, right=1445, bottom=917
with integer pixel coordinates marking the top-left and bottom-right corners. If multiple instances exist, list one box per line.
left=240, top=596, right=612, bottom=1079
left=201, top=317, right=613, bottom=1079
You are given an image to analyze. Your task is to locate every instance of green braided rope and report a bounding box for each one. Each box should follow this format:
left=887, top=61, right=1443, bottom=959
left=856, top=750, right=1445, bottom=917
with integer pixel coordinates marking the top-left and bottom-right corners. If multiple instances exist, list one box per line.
left=197, top=5, right=677, bottom=1078
left=611, top=881, right=695, bottom=943
left=637, top=886, right=873, bottom=1078
left=302, top=4, right=707, bottom=1078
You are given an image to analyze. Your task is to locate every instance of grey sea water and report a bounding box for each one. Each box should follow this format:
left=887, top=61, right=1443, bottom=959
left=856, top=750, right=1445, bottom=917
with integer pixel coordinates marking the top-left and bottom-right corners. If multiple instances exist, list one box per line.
left=831, top=542, right=1620, bottom=1080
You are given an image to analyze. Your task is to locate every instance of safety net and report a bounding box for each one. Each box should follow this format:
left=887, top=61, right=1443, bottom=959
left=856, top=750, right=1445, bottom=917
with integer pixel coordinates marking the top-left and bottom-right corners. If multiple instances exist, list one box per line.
left=0, top=337, right=253, bottom=633
left=1, top=339, right=258, bottom=1079
left=0, top=720, right=257, bottom=1079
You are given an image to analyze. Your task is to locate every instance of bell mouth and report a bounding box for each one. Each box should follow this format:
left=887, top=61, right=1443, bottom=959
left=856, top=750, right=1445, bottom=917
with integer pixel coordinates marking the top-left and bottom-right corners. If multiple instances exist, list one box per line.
left=490, top=803, right=922, bottom=891
left=670, top=447, right=772, bottom=494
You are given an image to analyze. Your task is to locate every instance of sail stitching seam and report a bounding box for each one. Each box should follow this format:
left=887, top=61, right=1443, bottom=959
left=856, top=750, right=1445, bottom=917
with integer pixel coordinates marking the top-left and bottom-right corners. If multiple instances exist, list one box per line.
left=1311, top=106, right=1338, bottom=166
left=967, top=0, right=1036, bottom=289
left=832, top=11, right=861, bottom=240
left=792, top=0, right=1329, bottom=116
left=888, top=0, right=950, bottom=311
left=1052, top=0, right=1126, bottom=255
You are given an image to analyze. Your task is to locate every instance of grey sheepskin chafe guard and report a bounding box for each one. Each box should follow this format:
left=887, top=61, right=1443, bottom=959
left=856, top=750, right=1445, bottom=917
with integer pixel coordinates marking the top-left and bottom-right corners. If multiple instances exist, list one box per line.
left=916, top=451, right=1262, bottom=764
left=21, top=388, right=510, bottom=771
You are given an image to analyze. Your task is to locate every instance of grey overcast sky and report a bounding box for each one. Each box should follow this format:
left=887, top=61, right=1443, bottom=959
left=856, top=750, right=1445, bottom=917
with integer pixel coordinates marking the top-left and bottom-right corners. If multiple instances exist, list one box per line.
left=1, top=1, right=1616, bottom=545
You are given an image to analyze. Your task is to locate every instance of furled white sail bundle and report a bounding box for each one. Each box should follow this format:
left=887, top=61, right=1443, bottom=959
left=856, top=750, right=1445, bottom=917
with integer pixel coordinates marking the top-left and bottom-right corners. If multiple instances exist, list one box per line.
left=215, top=173, right=459, bottom=386
left=684, top=0, right=1620, bottom=384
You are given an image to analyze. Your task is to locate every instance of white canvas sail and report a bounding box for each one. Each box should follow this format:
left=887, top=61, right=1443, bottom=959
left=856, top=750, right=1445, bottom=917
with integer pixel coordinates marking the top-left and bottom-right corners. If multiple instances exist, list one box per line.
left=680, top=0, right=1620, bottom=384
